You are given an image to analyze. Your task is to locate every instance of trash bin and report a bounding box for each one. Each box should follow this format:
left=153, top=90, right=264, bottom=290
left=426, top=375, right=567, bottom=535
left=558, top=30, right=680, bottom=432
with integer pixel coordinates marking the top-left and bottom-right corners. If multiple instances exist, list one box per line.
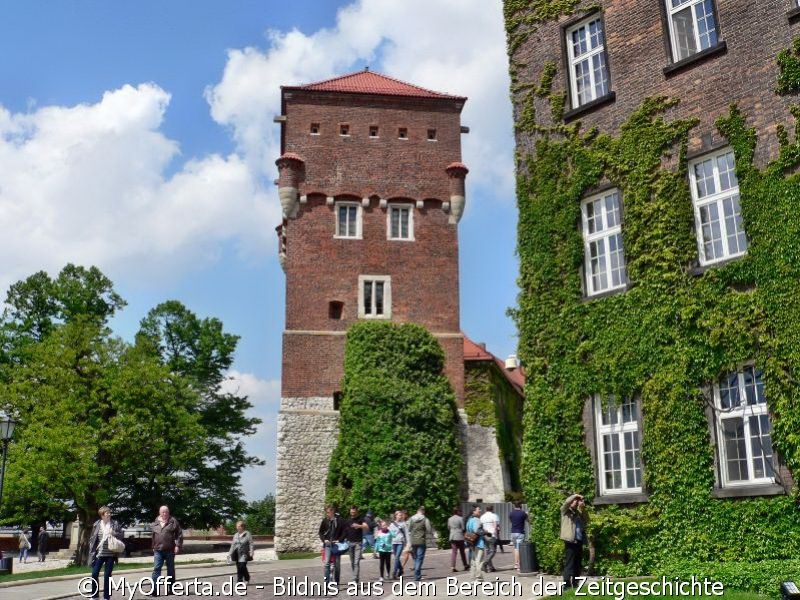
left=781, top=582, right=800, bottom=600
left=0, top=557, right=13, bottom=575
left=519, top=541, right=538, bottom=573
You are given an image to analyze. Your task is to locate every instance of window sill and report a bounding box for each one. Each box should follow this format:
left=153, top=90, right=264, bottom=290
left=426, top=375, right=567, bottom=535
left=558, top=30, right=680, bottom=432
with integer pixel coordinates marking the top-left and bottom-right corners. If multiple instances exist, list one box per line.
left=711, top=483, right=786, bottom=499
left=788, top=7, right=800, bottom=23
left=564, top=92, right=616, bottom=123
left=581, top=283, right=630, bottom=303
left=687, top=253, right=746, bottom=276
left=663, top=42, right=727, bottom=78
left=594, top=492, right=649, bottom=505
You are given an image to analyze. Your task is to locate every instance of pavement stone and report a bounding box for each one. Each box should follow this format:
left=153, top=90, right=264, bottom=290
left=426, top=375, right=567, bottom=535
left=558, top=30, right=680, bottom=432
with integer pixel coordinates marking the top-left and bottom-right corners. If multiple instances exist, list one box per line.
left=2, top=547, right=568, bottom=600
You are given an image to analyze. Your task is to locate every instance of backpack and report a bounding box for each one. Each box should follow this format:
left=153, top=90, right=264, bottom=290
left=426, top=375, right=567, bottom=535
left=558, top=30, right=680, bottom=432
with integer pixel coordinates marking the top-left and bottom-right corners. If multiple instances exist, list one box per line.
left=408, top=517, right=427, bottom=545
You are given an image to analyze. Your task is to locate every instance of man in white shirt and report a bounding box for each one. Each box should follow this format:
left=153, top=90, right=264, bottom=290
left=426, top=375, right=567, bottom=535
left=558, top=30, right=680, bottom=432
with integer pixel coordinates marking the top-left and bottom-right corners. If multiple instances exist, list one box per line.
left=479, top=505, right=500, bottom=572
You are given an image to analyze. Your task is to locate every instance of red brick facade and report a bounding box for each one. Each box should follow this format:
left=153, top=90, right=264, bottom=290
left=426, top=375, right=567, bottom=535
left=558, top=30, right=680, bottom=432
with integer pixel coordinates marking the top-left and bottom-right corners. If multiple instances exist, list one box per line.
left=513, top=0, right=800, bottom=165
left=277, top=72, right=467, bottom=402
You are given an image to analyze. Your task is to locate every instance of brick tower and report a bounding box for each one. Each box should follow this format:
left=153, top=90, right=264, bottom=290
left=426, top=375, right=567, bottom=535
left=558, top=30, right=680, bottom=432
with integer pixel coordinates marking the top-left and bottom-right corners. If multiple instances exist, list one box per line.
left=273, top=69, right=469, bottom=552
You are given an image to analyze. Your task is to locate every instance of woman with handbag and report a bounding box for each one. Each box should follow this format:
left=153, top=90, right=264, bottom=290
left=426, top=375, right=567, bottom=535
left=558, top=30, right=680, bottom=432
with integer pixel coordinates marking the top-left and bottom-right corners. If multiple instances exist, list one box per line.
left=87, top=506, right=125, bottom=600
left=18, top=529, right=32, bottom=563
left=227, top=520, right=253, bottom=584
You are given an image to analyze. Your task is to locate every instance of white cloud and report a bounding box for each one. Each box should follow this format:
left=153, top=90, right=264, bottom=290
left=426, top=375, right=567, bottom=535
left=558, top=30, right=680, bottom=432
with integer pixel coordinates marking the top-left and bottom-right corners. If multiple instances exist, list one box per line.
left=0, top=83, right=279, bottom=294
left=222, top=371, right=281, bottom=499
left=205, top=0, right=514, bottom=202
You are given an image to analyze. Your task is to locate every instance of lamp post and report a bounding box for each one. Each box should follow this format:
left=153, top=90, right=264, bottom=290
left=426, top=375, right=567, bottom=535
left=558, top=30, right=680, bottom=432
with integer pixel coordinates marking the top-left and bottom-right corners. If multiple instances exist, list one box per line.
left=0, top=413, right=18, bottom=511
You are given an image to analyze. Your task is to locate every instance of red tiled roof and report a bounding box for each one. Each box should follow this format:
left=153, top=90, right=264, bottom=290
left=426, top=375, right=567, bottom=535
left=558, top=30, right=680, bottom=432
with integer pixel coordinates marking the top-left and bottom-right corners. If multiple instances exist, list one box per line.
left=284, top=69, right=466, bottom=101
left=462, top=335, right=525, bottom=395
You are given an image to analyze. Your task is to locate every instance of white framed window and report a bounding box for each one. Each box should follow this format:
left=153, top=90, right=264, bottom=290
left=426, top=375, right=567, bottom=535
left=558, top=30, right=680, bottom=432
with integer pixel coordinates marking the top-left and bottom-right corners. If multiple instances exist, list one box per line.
left=335, top=202, right=362, bottom=239
left=581, top=189, right=627, bottom=295
left=358, top=275, right=391, bottom=319
left=713, top=366, right=775, bottom=487
left=689, top=148, right=747, bottom=265
left=665, top=0, right=719, bottom=62
left=594, top=395, right=643, bottom=495
left=566, top=16, right=610, bottom=109
left=388, top=204, right=414, bottom=240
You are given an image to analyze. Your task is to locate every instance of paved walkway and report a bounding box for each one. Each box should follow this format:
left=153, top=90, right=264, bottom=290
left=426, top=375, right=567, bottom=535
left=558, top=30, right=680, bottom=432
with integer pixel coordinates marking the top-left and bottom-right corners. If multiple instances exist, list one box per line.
left=1, top=547, right=568, bottom=600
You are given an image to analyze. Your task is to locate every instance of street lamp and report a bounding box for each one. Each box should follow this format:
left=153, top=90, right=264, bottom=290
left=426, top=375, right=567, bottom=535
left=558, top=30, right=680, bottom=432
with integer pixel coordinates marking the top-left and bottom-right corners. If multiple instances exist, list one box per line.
left=0, top=413, right=18, bottom=511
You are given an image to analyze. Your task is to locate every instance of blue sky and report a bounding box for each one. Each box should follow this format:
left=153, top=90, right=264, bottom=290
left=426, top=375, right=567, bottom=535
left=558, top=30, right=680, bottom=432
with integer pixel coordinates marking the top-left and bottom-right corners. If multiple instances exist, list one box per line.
left=0, top=0, right=518, bottom=500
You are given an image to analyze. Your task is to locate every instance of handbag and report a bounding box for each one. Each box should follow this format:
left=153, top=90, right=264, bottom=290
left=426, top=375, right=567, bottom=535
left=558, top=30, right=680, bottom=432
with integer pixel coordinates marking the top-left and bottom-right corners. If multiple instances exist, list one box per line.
left=463, top=531, right=478, bottom=544
left=331, top=541, right=350, bottom=556
left=107, top=535, right=125, bottom=554
left=230, top=547, right=239, bottom=561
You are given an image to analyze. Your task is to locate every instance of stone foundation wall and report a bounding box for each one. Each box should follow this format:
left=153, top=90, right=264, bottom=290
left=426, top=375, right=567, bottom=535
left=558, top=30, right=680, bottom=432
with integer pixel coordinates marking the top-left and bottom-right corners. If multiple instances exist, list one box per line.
left=458, top=409, right=507, bottom=502
left=275, top=403, right=508, bottom=552
left=274, top=397, right=340, bottom=553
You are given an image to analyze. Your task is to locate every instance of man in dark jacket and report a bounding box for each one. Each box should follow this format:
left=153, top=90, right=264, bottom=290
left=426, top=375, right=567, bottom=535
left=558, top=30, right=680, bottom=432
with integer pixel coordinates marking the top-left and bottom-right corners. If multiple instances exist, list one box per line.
left=151, top=505, right=183, bottom=596
left=319, top=506, right=345, bottom=587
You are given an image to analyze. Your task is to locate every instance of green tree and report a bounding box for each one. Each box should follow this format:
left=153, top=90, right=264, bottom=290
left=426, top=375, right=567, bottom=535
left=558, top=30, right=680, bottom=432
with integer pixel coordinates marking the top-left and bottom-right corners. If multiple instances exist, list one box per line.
left=244, top=493, right=275, bottom=535
left=0, top=265, right=260, bottom=563
left=326, top=322, right=462, bottom=538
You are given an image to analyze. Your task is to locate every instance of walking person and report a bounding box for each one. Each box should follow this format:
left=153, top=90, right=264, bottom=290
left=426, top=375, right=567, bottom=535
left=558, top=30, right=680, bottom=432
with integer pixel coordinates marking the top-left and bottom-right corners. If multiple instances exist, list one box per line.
left=345, top=506, right=368, bottom=584
left=18, top=529, right=31, bottom=563
left=37, top=525, right=49, bottom=562
left=319, top=505, right=345, bottom=588
left=406, top=506, right=432, bottom=581
left=509, top=500, right=529, bottom=570
left=151, top=505, right=184, bottom=596
left=363, top=511, right=377, bottom=559
left=448, top=507, right=469, bottom=572
left=480, top=504, right=500, bottom=572
left=560, top=493, right=588, bottom=588
left=465, top=505, right=486, bottom=582
left=227, top=520, right=252, bottom=584
left=389, top=510, right=407, bottom=579
left=87, top=506, right=124, bottom=600
left=373, top=518, right=394, bottom=581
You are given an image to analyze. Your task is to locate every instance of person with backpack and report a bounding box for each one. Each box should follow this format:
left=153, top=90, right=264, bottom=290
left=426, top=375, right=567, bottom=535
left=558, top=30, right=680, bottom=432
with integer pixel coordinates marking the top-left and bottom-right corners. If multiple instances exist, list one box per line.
left=406, top=506, right=432, bottom=582
left=465, top=505, right=486, bottom=582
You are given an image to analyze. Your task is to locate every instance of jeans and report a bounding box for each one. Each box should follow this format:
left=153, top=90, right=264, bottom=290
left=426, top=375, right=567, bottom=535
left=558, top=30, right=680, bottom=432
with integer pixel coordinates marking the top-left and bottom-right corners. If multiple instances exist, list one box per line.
left=19, top=547, right=29, bottom=562
left=364, top=532, right=375, bottom=552
left=152, top=550, right=176, bottom=595
left=91, top=555, right=115, bottom=599
left=411, top=544, right=426, bottom=581
left=323, top=544, right=341, bottom=586
left=391, top=544, right=404, bottom=578
left=348, top=542, right=362, bottom=582
left=484, top=535, right=497, bottom=570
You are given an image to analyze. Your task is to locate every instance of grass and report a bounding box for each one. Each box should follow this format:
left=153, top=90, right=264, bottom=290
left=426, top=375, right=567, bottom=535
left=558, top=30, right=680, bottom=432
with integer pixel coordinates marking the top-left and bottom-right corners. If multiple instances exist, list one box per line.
left=277, top=551, right=319, bottom=560
left=0, top=559, right=220, bottom=583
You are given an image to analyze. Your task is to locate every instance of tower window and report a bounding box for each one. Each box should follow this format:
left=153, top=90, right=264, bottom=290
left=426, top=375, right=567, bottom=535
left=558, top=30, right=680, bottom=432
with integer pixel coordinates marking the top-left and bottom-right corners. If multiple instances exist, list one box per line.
left=427, top=128, right=437, bottom=141
left=369, top=125, right=379, bottom=138
left=358, top=275, right=391, bottom=319
left=335, top=202, right=362, bottom=239
left=581, top=189, right=627, bottom=295
left=340, top=123, right=350, bottom=136
left=310, top=123, right=320, bottom=135
left=328, top=301, right=344, bottom=320
left=388, top=204, right=414, bottom=240
left=398, top=127, right=408, bottom=140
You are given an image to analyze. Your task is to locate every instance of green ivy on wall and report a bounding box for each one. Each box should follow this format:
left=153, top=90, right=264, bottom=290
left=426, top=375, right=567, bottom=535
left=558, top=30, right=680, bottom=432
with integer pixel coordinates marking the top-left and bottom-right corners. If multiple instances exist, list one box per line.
left=464, top=362, right=524, bottom=492
left=325, top=322, right=462, bottom=538
left=508, top=21, right=800, bottom=582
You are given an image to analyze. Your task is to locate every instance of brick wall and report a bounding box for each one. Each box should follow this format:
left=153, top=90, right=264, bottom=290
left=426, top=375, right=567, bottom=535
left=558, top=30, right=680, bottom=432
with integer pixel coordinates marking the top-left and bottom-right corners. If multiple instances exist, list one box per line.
left=280, top=89, right=466, bottom=402
left=512, top=0, right=800, bottom=164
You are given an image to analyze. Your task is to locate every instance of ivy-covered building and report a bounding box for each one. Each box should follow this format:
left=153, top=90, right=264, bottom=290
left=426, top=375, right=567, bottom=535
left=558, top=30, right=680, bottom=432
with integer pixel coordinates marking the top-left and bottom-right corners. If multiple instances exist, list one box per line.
left=505, top=0, right=800, bottom=574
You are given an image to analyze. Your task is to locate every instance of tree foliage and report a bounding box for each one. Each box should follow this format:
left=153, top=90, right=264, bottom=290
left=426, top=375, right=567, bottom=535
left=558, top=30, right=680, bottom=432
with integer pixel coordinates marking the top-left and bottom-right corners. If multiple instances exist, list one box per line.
left=326, top=322, right=462, bottom=537
left=0, top=265, right=260, bottom=563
